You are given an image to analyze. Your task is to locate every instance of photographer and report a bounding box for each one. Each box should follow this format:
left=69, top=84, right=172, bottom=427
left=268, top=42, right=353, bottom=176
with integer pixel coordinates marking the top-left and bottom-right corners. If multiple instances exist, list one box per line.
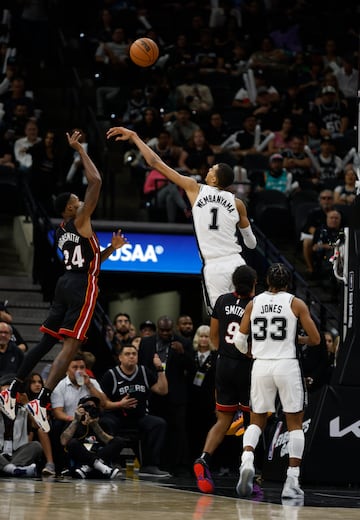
left=60, top=395, right=124, bottom=479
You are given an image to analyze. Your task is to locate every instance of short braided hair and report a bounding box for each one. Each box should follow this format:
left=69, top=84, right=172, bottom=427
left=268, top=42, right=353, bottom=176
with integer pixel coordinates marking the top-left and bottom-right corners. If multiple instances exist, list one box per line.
left=266, top=263, right=291, bottom=290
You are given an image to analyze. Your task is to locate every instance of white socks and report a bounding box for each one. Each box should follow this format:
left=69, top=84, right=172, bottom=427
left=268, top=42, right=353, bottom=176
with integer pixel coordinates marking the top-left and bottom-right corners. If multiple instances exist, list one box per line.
left=241, top=450, right=254, bottom=464
left=94, top=459, right=111, bottom=475
left=287, top=466, right=300, bottom=479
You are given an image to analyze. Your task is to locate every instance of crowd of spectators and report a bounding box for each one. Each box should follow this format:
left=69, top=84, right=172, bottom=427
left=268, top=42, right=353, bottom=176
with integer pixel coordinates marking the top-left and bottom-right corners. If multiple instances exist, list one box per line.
left=1, top=3, right=358, bottom=222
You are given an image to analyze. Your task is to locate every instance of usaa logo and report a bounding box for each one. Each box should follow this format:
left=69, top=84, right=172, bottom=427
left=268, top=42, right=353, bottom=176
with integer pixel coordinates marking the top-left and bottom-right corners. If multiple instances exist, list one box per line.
left=101, top=243, right=164, bottom=262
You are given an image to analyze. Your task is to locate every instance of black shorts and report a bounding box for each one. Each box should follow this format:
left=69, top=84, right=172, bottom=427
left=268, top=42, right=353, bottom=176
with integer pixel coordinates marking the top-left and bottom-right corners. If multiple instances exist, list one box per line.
left=41, top=272, right=98, bottom=341
left=215, top=354, right=252, bottom=413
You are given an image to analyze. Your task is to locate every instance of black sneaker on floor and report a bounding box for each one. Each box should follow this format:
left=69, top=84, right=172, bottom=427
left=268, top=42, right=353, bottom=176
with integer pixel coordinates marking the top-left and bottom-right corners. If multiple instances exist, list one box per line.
left=75, top=465, right=92, bottom=479
left=138, top=466, right=171, bottom=477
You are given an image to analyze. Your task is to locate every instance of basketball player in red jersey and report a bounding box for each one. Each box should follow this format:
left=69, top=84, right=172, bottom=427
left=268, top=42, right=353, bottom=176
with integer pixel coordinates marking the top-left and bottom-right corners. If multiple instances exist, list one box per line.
left=0, top=131, right=127, bottom=431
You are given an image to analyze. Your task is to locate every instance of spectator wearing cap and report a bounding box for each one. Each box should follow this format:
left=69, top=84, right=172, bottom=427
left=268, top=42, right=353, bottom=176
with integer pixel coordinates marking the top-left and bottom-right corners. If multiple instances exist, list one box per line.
left=139, top=320, right=156, bottom=338
left=310, top=85, right=350, bottom=140
left=0, top=321, right=24, bottom=376
left=255, top=154, right=295, bottom=196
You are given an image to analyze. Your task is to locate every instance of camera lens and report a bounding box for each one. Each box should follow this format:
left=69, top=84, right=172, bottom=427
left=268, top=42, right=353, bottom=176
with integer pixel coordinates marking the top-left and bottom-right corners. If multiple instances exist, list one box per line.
left=82, top=404, right=99, bottom=418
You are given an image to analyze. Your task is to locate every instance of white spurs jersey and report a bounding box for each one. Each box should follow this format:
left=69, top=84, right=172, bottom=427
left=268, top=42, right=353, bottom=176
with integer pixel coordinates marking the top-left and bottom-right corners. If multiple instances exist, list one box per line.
left=192, top=185, right=241, bottom=261
left=250, top=291, right=298, bottom=359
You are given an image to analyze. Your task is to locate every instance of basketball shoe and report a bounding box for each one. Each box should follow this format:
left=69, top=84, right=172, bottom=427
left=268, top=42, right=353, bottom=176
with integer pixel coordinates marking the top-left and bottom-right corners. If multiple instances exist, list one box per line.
left=0, top=389, right=16, bottom=420
left=236, top=458, right=255, bottom=497
left=75, top=465, right=92, bottom=479
left=281, top=475, right=304, bottom=499
left=26, top=399, right=50, bottom=432
left=193, top=458, right=215, bottom=494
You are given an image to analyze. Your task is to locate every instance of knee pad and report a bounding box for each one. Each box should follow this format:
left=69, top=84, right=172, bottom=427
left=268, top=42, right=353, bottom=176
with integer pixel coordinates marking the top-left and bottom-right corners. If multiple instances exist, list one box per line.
left=243, top=424, right=262, bottom=449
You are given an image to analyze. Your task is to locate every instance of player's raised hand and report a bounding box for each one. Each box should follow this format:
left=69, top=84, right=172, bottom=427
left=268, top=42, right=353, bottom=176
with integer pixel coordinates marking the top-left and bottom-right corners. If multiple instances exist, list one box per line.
left=66, top=130, right=83, bottom=150
left=111, top=229, right=128, bottom=250
left=106, top=126, right=135, bottom=141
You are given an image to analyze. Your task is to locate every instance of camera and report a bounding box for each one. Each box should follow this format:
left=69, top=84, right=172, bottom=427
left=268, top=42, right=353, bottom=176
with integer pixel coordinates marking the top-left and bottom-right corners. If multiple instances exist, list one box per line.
left=82, top=403, right=99, bottom=419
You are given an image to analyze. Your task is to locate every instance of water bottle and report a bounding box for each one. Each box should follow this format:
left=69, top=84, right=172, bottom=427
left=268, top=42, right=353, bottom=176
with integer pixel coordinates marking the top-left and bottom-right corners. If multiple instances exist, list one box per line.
left=75, top=370, right=84, bottom=386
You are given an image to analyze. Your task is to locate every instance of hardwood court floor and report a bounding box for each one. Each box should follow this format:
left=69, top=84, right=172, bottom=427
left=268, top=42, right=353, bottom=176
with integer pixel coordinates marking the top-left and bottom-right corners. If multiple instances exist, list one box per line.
left=1, top=473, right=359, bottom=520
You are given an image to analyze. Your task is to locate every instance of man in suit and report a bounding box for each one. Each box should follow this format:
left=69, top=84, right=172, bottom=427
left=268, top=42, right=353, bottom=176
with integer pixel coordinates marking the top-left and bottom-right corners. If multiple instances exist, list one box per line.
left=138, top=315, right=195, bottom=475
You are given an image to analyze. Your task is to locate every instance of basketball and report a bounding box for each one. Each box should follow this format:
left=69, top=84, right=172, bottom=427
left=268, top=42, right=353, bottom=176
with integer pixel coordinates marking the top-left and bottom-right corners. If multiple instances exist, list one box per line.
left=129, top=38, right=159, bottom=67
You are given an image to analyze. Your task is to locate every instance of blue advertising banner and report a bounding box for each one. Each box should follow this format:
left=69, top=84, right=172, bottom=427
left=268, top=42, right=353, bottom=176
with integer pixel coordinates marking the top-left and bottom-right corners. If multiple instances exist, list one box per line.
left=50, top=229, right=202, bottom=275
left=98, top=231, right=201, bottom=274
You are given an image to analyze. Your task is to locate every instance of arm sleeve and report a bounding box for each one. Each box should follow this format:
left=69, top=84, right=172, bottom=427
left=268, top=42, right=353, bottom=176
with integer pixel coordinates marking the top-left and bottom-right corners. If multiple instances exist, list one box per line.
left=233, top=331, right=249, bottom=354
left=240, top=224, right=257, bottom=249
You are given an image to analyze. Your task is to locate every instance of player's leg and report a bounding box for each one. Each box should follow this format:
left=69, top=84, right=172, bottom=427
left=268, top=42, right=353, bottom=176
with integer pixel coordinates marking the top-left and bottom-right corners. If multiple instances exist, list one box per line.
left=277, top=359, right=305, bottom=499
left=236, top=411, right=267, bottom=497
left=237, top=360, right=275, bottom=496
left=193, top=356, right=240, bottom=493
left=26, top=336, right=81, bottom=433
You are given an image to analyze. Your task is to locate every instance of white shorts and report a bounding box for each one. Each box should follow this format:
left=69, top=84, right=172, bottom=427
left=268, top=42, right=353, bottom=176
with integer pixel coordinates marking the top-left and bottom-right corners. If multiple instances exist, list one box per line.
left=250, top=358, right=304, bottom=413
left=203, top=254, right=246, bottom=312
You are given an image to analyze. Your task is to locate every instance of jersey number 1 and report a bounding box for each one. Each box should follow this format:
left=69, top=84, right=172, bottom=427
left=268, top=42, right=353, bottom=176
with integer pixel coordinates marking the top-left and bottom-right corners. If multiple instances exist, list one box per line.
left=209, top=207, right=219, bottom=230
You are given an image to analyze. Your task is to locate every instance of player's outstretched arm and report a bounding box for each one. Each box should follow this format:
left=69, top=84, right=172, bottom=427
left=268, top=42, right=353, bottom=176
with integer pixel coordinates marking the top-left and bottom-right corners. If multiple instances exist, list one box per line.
left=106, top=126, right=199, bottom=196
left=67, top=131, right=102, bottom=233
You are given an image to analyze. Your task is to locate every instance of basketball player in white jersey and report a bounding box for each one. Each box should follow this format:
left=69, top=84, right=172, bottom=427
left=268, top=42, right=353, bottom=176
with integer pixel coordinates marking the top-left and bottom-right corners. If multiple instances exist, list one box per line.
left=234, top=263, right=320, bottom=500
left=106, top=126, right=257, bottom=313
